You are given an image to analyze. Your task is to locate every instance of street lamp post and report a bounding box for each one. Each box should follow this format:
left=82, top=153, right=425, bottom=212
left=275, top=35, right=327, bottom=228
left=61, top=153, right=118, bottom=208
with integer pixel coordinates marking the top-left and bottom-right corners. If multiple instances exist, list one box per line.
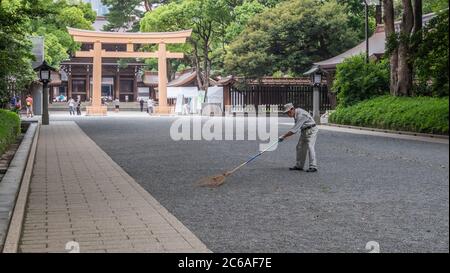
left=312, top=70, right=322, bottom=124
left=363, top=0, right=381, bottom=63
left=35, top=60, right=55, bottom=125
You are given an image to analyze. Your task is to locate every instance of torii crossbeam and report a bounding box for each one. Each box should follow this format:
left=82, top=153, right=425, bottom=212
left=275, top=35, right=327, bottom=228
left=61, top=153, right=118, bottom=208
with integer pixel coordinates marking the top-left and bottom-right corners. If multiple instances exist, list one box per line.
left=67, top=27, right=192, bottom=115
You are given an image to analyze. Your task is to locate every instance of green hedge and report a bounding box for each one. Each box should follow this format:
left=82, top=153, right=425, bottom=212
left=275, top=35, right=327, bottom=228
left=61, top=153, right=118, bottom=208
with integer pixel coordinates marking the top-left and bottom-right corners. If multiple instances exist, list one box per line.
left=329, top=96, right=449, bottom=135
left=0, top=109, right=21, bottom=155
left=333, top=54, right=389, bottom=107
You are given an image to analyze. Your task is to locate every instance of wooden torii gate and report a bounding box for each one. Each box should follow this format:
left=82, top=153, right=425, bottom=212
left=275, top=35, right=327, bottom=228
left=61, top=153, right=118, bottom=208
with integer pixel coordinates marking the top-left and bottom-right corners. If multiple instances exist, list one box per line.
left=67, top=27, right=192, bottom=115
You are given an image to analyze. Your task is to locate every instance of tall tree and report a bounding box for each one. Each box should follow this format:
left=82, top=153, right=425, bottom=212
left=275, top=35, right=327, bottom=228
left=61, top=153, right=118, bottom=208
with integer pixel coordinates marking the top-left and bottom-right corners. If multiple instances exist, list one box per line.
left=224, top=0, right=360, bottom=77
left=141, top=0, right=232, bottom=92
left=0, top=0, right=55, bottom=105
left=383, top=0, right=423, bottom=96
left=30, top=0, right=96, bottom=66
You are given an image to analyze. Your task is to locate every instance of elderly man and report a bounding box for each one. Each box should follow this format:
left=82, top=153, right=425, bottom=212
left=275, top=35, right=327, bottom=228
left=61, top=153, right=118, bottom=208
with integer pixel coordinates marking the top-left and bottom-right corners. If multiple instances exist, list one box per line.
left=278, top=103, right=319, bottom=172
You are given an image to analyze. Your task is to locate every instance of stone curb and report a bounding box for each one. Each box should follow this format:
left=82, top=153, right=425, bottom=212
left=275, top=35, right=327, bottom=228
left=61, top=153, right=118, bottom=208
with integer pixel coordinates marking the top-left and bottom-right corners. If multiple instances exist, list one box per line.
left=0, top=122, right=39, bottom=252
left=324, top=123, right=449, bottom=140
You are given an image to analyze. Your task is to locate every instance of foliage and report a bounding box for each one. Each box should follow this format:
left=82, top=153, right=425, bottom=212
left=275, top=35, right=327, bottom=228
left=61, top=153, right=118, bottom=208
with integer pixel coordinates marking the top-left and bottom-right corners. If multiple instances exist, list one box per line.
left=0, top=0, right=42, bottom=106
left=0, top=109, right=21, bottom=156
left=30, top=0, right=96, bottom=66
left=329, top=95, right=449, bottom=134
left=101, top=0, right=175, bottom=31
left=423, top=0, right=448, bottom=13
left=414, top=11, right=449, bottom=97
left=335, top=0, right=377, bottom=40
left=1, top=0, right=95, bottom=105
left=333, top=54, right=389, bottom=107
left=225, top=0, right=267, bottom=42
left=224, top=0, right=360, bottom=77
left=141, top=0, right=233, bottom=90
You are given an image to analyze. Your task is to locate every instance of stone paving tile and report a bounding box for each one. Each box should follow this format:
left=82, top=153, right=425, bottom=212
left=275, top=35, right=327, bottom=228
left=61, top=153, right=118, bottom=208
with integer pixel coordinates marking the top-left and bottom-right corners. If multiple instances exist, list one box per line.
left=18, top=121, right=210, bottom=253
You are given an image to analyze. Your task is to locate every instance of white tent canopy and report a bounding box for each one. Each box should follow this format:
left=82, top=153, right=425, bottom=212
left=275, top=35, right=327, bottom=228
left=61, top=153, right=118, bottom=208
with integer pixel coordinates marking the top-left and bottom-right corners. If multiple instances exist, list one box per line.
left=167, top=87, right=199, bottom=98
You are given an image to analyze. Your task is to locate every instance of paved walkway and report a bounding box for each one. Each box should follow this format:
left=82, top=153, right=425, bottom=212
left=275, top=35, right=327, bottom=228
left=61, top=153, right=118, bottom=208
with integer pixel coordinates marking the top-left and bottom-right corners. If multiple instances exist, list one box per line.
left=18, top=121, right=210, bottom=253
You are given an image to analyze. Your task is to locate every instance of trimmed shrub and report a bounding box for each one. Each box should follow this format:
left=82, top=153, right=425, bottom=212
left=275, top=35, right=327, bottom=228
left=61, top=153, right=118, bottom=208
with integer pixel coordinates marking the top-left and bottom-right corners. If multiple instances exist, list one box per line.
left=329, top=95, right=449, bottom=135
left=332, top=54, right=390, bottom=107
left=0, top=109, right=21, bottom=155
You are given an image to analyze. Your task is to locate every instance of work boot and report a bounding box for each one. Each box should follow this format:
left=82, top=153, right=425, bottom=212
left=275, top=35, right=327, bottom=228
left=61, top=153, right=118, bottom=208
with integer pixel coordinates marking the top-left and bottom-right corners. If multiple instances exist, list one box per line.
left=306, top=168, right=318, bottom=173
left=289, top=166, right=303, bottom=171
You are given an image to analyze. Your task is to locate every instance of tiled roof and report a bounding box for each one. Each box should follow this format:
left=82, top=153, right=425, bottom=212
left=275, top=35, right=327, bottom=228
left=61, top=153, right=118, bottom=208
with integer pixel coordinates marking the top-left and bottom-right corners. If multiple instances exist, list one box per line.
left=314, top=12, right=437, bottom=70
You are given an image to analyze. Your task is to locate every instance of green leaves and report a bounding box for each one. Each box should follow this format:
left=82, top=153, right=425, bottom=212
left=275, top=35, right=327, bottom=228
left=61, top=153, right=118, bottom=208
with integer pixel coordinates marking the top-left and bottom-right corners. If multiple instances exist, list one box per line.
left=0, top=110, right=21, bottom=155
left=333, top=54, right=389, bottom=107
left=329, top=95, right=449, bottom=134
left=414, top=11, right=449, bottom=97
left=224, top=0, right=360, bottom=77
left=35, top=1, right=95, bottom=66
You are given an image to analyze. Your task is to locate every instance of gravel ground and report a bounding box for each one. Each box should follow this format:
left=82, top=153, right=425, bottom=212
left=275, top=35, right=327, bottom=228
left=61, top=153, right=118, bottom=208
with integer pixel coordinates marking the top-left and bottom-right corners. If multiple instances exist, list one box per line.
left=68, top=115, right=448, bottom=253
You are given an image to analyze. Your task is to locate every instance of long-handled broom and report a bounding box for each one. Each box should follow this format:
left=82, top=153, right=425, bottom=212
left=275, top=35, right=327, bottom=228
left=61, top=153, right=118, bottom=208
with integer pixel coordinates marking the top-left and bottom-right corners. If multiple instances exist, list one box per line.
left=196, top=140, right=280, bottom=188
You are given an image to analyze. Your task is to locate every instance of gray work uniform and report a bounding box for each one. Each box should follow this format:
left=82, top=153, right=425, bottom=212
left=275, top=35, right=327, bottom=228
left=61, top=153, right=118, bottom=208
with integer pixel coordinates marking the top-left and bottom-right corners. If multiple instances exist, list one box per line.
left=289, top=108, right=318, bottom=169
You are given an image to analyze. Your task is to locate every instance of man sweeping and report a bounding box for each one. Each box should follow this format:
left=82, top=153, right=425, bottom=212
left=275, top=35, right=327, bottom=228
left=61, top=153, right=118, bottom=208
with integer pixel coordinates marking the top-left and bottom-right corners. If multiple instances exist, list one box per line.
left=278, top=103, right=319, bottom=172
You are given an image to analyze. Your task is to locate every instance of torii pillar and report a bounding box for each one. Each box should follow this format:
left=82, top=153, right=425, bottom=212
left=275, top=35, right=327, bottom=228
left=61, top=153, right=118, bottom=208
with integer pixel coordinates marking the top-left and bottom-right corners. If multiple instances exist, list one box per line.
left=68, top=28, right=192, bottom=115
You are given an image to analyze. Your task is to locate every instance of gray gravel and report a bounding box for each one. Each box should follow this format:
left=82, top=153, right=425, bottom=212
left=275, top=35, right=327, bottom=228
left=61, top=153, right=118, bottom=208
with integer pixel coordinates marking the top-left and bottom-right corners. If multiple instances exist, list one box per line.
left=70, top=116, right=449, bottom=253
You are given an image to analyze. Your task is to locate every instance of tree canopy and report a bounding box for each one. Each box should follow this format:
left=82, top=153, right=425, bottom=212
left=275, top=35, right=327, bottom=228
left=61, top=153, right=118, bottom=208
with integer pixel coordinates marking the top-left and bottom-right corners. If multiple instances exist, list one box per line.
left=30, top=0, right=96, bottom=66
left=224, top=0, right=360, bottom=77
left=0, top=0, right=96, bottom=105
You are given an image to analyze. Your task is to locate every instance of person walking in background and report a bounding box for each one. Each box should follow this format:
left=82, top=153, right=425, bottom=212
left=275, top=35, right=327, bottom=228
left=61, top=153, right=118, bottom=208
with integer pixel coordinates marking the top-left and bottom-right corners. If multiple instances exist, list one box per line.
left=76, top=100, right=81, bottom=115
left=25, top=94, right=34, bottom=118
left=68, top=97, right=76, bottom=115
left=147, top=98, right=154, bottom=115
left=114, top=98, right=120, bottom=112
left=139, top=97, right=145, bottom=112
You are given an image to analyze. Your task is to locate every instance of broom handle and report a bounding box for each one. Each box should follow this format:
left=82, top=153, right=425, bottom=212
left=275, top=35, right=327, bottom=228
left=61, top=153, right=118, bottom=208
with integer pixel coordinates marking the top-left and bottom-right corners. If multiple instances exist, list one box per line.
left=227, top=140, right=280, bottom=175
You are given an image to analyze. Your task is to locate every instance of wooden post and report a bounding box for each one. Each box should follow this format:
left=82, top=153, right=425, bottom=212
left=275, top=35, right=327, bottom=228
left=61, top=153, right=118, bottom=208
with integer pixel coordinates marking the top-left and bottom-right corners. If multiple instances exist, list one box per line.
left=115, top=67, right=120, bottom=100
left=86, top=41, right=107, bottom=115
left=158, top=42, right=168, bottom=113
left=68, top=74, right=73, bottom=99
left=133, top=66, right=138, bottom=102
left=85, top=65, right=90, bottom=101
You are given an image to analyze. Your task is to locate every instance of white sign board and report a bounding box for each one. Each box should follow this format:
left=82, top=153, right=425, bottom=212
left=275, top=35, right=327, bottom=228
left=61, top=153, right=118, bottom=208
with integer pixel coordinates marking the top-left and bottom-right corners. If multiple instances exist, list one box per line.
left=206, top=86, right=224, bottom=110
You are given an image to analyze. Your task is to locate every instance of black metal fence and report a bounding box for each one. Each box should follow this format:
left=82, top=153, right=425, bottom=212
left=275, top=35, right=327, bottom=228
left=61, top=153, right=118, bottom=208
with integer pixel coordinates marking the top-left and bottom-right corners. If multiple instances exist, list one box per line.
left=229, top=82, right=334, bottom=114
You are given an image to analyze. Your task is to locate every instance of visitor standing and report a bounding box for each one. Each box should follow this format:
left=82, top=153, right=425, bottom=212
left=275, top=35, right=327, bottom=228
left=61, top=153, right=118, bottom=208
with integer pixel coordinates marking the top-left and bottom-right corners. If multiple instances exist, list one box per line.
left=139, top=97, right=145, bottom=112
left=25, top=94, right=33, bottom=118
left=68, top=97, right=76, bottom=115
left=114, top=98, right=120, bottom=112
left=76, top=100, right=81, bottom=115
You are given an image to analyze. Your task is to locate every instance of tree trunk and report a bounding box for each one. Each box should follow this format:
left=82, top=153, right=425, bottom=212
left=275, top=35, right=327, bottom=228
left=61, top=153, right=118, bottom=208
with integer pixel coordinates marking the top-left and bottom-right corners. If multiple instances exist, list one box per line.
left=202, top=41, right=210, bottom=94
left=397, top=44, right=413, bottom=96
left=413, top=0, right=422, bottom=34
left=383, top=0, right=399, bottom=95
left=192, top=41, right=204, bottom=88
left=397, top=0, right=414, bottom=96
left=143, top=0, right=152, bottom=12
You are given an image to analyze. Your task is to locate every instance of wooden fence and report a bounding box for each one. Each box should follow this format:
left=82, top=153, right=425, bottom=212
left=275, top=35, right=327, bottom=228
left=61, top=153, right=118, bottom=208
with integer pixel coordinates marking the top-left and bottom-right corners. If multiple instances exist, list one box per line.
left=228, top=82, right=335, bottom=114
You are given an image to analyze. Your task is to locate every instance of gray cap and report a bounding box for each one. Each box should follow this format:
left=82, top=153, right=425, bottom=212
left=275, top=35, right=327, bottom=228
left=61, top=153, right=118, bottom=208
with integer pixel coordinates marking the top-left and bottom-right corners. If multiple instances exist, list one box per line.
left=282, top=103, right=294, bottom=113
